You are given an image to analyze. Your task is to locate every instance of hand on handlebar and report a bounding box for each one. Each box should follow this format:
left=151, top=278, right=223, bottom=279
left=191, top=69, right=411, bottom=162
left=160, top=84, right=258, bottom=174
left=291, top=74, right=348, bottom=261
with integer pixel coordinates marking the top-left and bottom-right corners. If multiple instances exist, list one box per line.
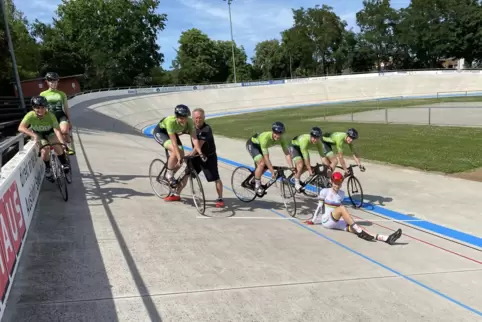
left=359, top=165, right=366, bottom=172
left=200, top=154, right=208, bottom=162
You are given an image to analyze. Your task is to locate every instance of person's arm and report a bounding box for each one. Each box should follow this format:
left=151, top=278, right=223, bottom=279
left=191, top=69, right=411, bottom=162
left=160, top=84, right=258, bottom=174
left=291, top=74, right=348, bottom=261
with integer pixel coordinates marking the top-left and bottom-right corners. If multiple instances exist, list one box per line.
left=17, top=114, right=37, bottom=141
left=62, top=92, right=71, bottom=124
left=51, top=114, right=66, bottom=145
left=336, top=140, right=349, bottom=173
left=189, top=121, right=205, bottom=159
left=300, top=140, right=312, bottom=175
left=281, top=138, right=294, bottom=168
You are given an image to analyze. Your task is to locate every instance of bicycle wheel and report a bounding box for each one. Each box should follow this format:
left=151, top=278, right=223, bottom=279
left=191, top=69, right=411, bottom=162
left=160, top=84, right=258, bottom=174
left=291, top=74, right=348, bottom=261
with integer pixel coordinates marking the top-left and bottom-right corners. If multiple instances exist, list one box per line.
left=149, top=158, right=171, bottom=198
left=346, top=176, right=364, bottom=208
left=280, top=178, right=297, bottom=217
left=189, top=170, right=206, bottom=215
left=65, top=153, right=73, bottom=184
left=301, top=175, right=320, bottom=198
left=52, top=153, right=68, bottom=201
left=231, top=166, right=257, bottom=202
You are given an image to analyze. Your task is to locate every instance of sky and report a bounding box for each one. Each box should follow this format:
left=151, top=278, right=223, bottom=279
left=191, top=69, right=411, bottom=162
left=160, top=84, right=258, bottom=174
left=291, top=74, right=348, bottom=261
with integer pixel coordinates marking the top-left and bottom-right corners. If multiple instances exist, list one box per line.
left=15, top=0, right=410, bottom=70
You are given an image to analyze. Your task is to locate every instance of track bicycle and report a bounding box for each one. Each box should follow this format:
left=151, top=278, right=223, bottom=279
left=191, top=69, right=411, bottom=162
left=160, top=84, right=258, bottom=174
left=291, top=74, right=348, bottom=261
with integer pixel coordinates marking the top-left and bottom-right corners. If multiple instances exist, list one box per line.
left=230, top=164, right=297, bottom=217
left=38, top=142, right=71, bottom=201
left=286, top=163, right=332, bottom=198
left=337, top=164, right=365, bottom=208
left=149, top=150, right=209, bottom=215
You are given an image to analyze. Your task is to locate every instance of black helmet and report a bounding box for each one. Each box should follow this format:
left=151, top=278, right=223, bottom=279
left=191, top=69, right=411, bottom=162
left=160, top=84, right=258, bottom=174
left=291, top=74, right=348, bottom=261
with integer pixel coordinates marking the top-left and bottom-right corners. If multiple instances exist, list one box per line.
left=310, top=126, right=322, bottom=138
left=31, top=96, right=48, bottom=108
left=45, top=72, right=59, bottom=81
left=347, top=128, right=358, bottom=139
left=271, top=121, right=285, bottom=134
left=174, top=104, right=191, bottom=117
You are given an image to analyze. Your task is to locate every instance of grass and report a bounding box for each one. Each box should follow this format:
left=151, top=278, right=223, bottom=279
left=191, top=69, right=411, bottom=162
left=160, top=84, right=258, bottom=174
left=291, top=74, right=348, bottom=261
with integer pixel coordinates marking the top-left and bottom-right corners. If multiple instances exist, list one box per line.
left=207, top=96, right=482, bottom=173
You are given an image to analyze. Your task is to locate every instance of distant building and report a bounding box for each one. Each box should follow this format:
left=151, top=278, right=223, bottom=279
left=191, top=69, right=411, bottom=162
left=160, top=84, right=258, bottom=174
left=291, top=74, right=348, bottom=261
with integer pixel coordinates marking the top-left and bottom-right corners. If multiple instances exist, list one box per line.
left=12, top=74, right=84, bottom=97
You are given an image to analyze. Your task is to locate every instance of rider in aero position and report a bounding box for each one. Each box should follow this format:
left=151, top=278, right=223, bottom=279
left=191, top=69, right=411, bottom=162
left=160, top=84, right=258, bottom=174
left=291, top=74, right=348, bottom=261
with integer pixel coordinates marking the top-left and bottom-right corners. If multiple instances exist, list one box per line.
left=322, top=128, right=365, bottom=175
left=152, top=104, right=206, bottom=201
left=288, top=126, right=331, bottom=192
left=40, top=72, right=75, bottom=155
left=246, top=122, right=293, bottom=195
left=18, top=96, right=70, bottom=180
left=307, top=172, right=402, bottom=245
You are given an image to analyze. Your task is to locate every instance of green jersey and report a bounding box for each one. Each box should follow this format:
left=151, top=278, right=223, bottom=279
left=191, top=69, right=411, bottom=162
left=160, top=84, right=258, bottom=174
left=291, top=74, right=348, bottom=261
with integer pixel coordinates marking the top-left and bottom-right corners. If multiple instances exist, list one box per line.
left=322, top=132, right=354, bottom=154
left=291, top=134, right=324, bottom=159
left=21, top=111, right=59, bottom=135
left=251, top=131, right=289, bottom=155
left=159, top=115, right=194, bottom=135
left=39, top=88, right=67, bottom=116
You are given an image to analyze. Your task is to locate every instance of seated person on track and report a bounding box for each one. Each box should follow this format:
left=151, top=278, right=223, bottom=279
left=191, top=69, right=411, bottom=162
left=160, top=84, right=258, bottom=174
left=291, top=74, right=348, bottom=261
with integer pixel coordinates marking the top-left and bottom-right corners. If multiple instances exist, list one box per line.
left=288, top=126, right=331, bottom=192
left=306, top=172, right=402, bottom=245
left=152, top=104, right=206, bottom=201
left=245, top=122, right=293, bottom=195
left=18, top=96, right=70, bottom=180
left=322, top=128, right=365, bottom=176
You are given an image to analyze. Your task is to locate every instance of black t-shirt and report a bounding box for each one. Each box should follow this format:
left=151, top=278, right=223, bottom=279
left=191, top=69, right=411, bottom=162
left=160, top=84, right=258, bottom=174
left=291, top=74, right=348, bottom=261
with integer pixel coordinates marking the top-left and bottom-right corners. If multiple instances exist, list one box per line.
left=191, top=122, right=216, bottom=155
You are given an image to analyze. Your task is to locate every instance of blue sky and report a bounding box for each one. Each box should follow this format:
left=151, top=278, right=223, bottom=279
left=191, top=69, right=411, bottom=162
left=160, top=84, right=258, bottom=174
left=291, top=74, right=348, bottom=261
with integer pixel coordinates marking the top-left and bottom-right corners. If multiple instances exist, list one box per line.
left=15, top=0, right=410, bottom=70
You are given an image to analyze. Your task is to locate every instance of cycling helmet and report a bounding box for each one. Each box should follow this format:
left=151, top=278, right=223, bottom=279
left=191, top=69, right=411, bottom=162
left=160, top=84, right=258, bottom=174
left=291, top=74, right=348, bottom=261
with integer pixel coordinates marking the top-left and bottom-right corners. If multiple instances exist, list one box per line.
left=331, top=172, right=344, bottom=184
left=174, top=104, right=191, bottom=117
left=31, top=96, right=48, bottom=108
left=310, top=126, right=322, bottom=138
left=347, top=128, right=358, bottom=139
left=271, top=121, right=285, bottom=134
left=45, top=72, right=60, bottom=81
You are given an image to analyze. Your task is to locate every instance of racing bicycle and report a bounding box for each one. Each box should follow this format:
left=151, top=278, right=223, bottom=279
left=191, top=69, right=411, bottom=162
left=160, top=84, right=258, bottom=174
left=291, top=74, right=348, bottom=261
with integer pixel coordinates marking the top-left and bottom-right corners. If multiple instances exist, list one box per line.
left=38, top=142, right=71, bottom=201
left=149, top=150, right=208, bottom=215
left=231, top=164, right=297, bottom=217
left=337, top=164, right=365, bottom=208
left=286, top=163, right=331, bottom=198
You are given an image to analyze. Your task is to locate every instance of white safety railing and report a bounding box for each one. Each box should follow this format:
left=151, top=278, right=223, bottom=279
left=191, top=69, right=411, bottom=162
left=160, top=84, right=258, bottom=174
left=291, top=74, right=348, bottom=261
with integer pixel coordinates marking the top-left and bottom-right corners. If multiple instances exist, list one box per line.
left=0, top=133, right=26, bottom=177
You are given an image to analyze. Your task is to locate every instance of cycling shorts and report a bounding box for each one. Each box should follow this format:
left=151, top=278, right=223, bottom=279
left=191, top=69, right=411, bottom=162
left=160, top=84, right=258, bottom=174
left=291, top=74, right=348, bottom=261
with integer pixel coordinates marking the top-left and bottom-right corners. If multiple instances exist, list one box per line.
left=152, top=124, right=183, bottom=151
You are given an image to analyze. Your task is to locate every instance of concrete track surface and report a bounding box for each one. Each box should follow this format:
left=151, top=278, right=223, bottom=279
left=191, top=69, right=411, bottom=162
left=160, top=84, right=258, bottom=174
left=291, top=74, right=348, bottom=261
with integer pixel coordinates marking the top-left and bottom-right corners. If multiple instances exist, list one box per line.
left=3, top=79, right=482, bottom=321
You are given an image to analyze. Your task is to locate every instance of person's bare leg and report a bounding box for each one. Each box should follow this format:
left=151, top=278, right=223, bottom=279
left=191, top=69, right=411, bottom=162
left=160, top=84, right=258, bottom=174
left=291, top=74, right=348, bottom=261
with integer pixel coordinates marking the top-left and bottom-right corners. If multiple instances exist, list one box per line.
left=332, top=205, right=402, bottom=244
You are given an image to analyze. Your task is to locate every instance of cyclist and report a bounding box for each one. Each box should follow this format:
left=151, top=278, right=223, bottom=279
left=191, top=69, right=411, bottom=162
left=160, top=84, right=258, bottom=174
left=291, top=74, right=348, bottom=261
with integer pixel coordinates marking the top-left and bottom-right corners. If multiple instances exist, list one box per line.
left=322, top=128, right=365, bottom=176
left=18, top=96, right=70, bottom=180
left=245, top=122, right=293, bottom=195
left=288, top=126, right=331, bottom=192
left=40, top=72, right=75, bottom=155
left=306, top=172, right=402, bottom=245
left=152, top=104, right=206, bottom=199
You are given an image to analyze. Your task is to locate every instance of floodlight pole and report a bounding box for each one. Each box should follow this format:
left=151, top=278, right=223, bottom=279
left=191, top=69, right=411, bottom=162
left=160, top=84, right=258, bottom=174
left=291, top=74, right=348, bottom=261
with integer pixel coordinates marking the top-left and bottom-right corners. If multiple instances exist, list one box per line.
left=224, top=0, right=237, bottom=83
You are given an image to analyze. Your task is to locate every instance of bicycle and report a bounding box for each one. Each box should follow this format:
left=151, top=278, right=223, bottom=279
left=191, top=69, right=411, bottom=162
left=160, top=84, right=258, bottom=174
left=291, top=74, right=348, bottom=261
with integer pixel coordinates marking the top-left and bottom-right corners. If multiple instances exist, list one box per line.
left=37, top=142, right=70, bottom=201
left=337, top=164, right=365, bottom=208
left=231, top=164, right=297, bottom=217
left=286, top=163, right=332, bottom=198
left=149, top=150, right=208, bottom=215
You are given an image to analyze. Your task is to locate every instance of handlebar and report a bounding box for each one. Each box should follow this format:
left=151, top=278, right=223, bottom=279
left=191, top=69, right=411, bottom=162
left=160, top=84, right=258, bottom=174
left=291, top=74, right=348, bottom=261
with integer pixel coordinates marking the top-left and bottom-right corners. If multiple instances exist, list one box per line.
left=37, top=142, right=69, bottom=150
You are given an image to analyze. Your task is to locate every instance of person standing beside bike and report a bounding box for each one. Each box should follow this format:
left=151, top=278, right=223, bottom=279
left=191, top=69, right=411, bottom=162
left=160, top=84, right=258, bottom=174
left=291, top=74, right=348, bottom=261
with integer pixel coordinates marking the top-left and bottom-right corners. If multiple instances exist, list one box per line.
left=40, top=72, right=75, bottom=155
left=322, top=128, right=365, bottom=176
left=167, top=108, right=225, bottom=207
left=245, top=122, right=293, bottom=196
left=18, top=96, right=70, bottom=180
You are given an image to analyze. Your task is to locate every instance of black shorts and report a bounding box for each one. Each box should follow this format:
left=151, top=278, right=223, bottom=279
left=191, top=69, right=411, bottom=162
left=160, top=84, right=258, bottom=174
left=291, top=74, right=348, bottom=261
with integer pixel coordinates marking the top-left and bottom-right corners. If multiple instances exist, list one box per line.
left=152, top=124, right=182, bottom=149
left=192, top=153, right=220, bottom=182
left=288, top=144, right=303, bottom=160
left=322, top=141, right=334, bottom=156
left=245, top=137, right=263, bottom=161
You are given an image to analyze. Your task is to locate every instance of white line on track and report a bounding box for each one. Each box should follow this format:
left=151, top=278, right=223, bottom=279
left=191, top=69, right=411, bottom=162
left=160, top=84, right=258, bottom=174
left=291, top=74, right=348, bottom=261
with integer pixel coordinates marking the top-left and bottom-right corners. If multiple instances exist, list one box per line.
left=196, top=216, right=424, bottom=222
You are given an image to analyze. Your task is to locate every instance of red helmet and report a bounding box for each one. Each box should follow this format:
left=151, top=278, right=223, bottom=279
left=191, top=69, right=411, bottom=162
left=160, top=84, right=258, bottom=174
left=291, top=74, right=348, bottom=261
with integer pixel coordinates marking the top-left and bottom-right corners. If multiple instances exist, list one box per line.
left=331, top=172, right=343, bottom=184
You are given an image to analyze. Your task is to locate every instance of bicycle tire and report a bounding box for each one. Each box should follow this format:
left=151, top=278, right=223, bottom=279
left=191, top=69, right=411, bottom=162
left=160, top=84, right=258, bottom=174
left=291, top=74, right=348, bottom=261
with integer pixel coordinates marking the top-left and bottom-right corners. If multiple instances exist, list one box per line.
left=65, top=154, right=73, bottom=184
left=149, top=158, right=171, bottom=199
left=347, top=176, right=364, bottom=208
left=52, top=154, right=68, bottom=201
left=189, top=170, right=206, bottom=215
left=231, top=166, right=257, bottom=202
left=280, top=178, right=297, bottom=217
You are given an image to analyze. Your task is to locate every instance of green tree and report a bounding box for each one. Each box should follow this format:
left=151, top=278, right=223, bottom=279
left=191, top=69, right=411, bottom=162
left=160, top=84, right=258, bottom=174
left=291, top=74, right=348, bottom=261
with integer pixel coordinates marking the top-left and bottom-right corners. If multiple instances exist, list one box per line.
left=35, top=0, right=167, bottom=88
left=0, top=0, right=40, bottom=94
left=356, top=0, right=399, bottom=70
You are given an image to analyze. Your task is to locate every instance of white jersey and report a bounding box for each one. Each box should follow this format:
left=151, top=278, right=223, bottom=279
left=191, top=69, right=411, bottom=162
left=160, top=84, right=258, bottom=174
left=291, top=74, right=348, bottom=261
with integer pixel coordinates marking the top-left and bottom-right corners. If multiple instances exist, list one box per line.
left=318, top=188, right=345, bottom=208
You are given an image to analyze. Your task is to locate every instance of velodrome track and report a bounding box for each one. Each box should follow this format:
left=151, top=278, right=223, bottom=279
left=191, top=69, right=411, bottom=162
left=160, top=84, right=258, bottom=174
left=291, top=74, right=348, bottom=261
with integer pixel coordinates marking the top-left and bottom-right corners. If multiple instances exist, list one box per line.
left=3, top=73, right=482, bottom=321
